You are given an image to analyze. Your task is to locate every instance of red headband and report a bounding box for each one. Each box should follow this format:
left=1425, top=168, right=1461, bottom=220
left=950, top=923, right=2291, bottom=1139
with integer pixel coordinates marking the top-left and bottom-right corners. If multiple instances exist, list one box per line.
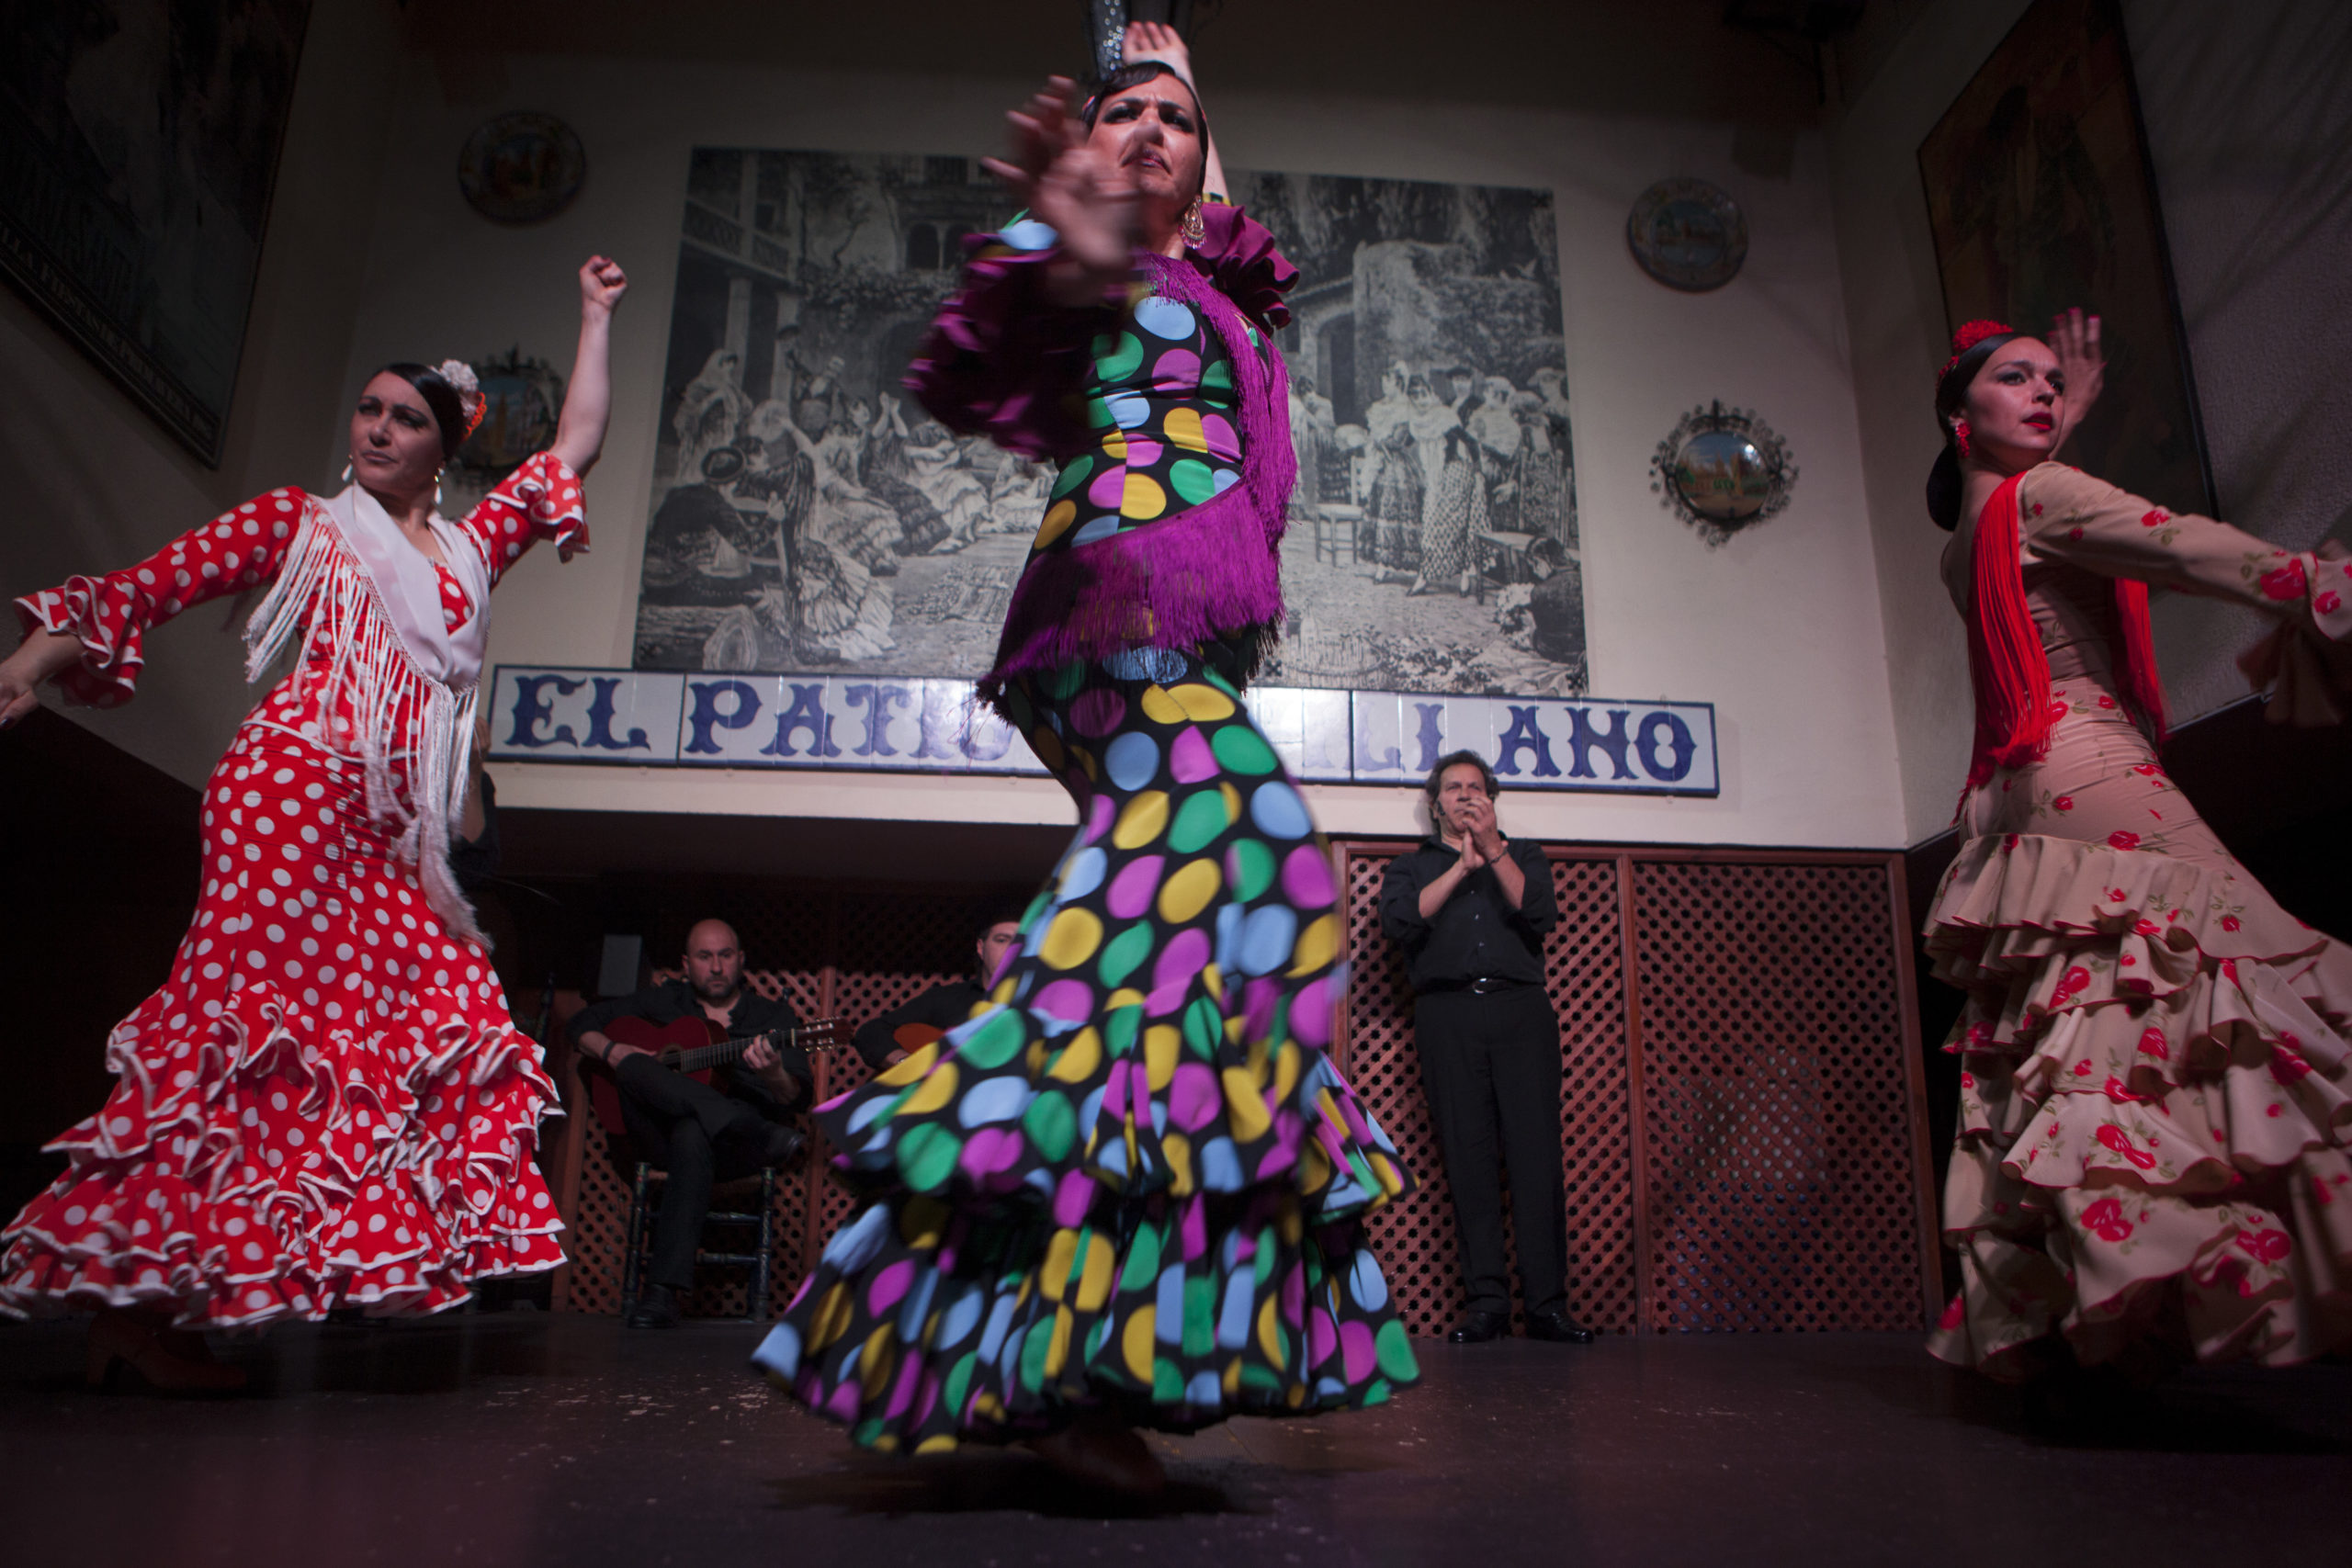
left=1940, top=319, right=2015, bottom=381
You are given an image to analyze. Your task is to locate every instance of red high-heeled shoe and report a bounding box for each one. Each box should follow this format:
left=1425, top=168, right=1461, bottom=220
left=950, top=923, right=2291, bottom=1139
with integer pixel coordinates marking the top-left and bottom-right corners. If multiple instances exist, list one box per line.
left=85, top=1308, right=247, bottom=1395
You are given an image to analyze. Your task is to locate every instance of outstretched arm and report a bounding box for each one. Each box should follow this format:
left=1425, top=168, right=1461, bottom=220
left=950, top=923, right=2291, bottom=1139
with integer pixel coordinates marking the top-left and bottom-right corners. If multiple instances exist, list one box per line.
left=1122, top=20, right=1226, bottom=202
left=550, top=256, right=629, bottom=475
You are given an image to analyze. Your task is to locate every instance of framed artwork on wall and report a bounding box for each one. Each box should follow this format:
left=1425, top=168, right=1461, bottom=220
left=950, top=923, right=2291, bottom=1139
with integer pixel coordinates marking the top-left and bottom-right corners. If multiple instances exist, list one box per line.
left=0, top=0, right=313, bottom=468
left=629, top=149, right=1588, bottom=698
left=1917, top=0, right=2214, bottom=516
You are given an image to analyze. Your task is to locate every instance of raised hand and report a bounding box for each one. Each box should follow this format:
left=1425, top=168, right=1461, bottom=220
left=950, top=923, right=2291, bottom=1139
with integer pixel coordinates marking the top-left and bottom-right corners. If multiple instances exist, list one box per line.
left=980, top=77, right=1140, bottom=305
left=2049, top=307, right=2103, bottom=451
left=1122, top=18, right=1193, bottom=80
left=579, top=254, right=628, bottom=315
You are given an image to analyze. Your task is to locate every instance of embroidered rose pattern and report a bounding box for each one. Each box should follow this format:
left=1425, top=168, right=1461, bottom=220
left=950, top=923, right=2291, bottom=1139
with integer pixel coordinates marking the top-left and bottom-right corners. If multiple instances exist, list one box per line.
left=2237, top=1229, right=2291, bottom=1264
left=2096, top=1124, right=2158, bottom=1169
left=2257, top=559, right=2308, bottom=601
left=2269, top=1043, right=2312, bottom=1086
left=2082, top=1198, right=2133, bottom=1243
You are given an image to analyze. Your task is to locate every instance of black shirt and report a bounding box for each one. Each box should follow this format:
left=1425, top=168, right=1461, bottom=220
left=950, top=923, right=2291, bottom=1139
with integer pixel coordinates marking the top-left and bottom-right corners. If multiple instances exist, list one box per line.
left=450, top=773, right=499, bottom=897
left=568, top=977, right=811, bottom=1112
left=1377, top=835, right=1557, bottom=994
left=852, top=980, right=989, bottom=1071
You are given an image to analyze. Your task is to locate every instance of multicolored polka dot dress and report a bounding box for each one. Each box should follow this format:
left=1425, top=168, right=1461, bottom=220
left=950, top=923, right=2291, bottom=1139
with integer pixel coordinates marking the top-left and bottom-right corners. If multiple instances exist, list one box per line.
left=1029, top=294, right=1261, bottom=557
left=755, top=254, right=1421, bottom=1452
left=1, top=456, right=582, bottom=1325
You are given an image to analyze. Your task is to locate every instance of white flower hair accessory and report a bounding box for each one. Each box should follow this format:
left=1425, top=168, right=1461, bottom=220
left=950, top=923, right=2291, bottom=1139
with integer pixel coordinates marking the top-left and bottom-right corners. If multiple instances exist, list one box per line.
left=436, top=358, right=486, bottom=438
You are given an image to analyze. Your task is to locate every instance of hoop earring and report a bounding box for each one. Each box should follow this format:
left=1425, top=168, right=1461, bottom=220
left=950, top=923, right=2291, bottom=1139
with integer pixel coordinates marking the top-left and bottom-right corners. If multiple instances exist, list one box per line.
left=1180, top=197, right=1206, bottom=248
left=1954, top=420, right=1973, bottom=459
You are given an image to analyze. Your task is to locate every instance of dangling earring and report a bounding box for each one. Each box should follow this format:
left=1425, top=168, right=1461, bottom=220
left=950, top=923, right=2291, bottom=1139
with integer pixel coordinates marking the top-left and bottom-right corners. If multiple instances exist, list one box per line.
left=435, top=467, right=446, bottom=510
left=1180, top=196, right=1206, bottom=248
left=1954, top=420, right=1973, bottom=459
left=341, top=460, right=353, bottom=484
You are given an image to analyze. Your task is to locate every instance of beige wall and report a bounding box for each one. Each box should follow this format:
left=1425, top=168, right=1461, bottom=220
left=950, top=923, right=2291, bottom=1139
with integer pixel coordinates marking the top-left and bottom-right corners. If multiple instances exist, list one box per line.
left=1830, top=0, right=2352, bottom=844
left=335, top=52, right=1908, bottom=849
left=0, top=0, right=407, bottom=787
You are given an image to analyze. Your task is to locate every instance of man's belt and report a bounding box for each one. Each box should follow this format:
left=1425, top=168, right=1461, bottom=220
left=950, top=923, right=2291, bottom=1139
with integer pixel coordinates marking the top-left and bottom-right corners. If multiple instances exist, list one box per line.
left=1426, top=976, right=1533, bottom=995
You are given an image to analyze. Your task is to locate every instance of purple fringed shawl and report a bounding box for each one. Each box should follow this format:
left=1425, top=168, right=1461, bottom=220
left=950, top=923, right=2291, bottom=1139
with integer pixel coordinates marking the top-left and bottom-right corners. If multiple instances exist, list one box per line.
left=904, top=204, right=1300, bottom=697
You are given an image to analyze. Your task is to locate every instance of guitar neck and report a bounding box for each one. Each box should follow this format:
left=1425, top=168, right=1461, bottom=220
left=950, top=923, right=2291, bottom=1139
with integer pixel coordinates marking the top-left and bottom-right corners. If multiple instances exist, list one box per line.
left=670, top=1025, right=819, bottom=1076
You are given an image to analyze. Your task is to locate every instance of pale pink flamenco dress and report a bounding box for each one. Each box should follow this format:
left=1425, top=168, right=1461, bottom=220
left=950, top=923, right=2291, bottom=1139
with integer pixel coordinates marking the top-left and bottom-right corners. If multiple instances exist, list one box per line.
left=1926, top=460, right=2352, bottom=1376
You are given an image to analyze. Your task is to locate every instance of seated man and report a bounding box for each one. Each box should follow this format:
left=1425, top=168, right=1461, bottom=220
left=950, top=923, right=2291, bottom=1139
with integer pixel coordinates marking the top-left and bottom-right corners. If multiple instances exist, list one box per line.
left=851, top=908, right=1024, bottom=1071
left=570, top=919, right=808, bottom=1329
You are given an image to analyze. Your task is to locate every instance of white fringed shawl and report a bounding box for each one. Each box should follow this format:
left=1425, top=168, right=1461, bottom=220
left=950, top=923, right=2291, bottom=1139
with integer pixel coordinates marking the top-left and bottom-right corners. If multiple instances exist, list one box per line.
left=243, top=486, right=493, bottom=946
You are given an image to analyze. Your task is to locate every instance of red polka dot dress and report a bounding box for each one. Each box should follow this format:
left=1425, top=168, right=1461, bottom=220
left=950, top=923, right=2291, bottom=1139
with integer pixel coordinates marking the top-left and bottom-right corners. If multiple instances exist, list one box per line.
left=2, top=455, right=586, bottom=1325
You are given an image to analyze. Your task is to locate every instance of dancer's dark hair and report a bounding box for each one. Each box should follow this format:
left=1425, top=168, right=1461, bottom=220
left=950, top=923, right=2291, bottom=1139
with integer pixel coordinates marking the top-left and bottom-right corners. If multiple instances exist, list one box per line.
left=1925, top=322, right=2021, bottom=531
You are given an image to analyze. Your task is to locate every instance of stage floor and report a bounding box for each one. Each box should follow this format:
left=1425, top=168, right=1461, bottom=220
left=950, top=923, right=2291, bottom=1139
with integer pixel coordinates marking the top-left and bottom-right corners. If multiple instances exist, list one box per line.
left=4, top=1315, right=2348, bottom=1566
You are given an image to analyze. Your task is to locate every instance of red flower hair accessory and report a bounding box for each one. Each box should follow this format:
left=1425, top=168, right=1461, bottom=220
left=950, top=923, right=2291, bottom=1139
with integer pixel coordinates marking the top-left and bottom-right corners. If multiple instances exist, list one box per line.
left=1941, top=320, right=2015, bottom=380
left=436, top=358, right=487, bottom=439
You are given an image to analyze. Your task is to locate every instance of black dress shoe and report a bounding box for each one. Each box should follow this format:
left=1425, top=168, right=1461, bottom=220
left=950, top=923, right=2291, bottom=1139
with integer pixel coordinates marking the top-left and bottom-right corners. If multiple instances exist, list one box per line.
left=1525, top=1307, right=1596, bottom=1344
left=759, top=1123, right=807, bottom=1168
left=627, top=1283, right=682, bottom=1330
left=1447, top=1309, right=1510, bottom=1344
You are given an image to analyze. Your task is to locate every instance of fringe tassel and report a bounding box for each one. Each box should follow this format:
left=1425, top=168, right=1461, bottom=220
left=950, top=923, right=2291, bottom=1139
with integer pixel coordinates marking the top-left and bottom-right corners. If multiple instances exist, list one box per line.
left=1962, top=470, right=2170, bottom=802
left=2111, top=578, right=2170, bottom=745
left=1965, top=471, right=2050, bottom=792
left=243, top=502, right=485, bottom=946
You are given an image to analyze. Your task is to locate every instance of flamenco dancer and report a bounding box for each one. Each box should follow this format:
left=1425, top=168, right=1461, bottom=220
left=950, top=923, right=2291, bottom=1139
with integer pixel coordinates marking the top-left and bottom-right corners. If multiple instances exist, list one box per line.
left=752, top=25, right=1419, bottom=1492
left=0, top=256, right=629, bottom=1391
left=1921, top=312, right=2352, bottom=1406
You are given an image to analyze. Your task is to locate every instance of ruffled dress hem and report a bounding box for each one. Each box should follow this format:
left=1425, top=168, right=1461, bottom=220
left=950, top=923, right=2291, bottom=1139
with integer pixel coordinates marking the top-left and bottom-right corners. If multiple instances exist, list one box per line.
left=1923, top=831, right=2352, bottom=1380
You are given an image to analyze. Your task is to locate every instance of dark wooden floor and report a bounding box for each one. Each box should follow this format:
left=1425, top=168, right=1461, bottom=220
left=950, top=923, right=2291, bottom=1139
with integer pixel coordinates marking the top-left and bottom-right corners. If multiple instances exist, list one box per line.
left=5, top=1315, right=2350, bottom=1566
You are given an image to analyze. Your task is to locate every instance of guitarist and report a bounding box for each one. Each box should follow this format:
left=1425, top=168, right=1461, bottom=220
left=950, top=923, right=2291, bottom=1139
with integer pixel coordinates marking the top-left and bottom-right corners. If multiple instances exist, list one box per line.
left=570, top=918, right=808, bottom=1329
left=851, top=908, right=1025, bottom=1070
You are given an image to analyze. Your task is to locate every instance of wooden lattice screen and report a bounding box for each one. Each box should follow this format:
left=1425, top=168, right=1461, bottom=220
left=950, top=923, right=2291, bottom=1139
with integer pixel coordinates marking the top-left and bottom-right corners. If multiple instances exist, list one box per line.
left=548, top=852, right=1937, bottom=1337
left=1339, top=844, right=1937, bottom=1337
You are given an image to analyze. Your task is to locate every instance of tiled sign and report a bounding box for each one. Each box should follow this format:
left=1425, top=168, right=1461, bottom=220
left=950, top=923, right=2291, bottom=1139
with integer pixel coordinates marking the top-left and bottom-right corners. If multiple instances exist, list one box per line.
left=488, top=667, right=1718, bottom=796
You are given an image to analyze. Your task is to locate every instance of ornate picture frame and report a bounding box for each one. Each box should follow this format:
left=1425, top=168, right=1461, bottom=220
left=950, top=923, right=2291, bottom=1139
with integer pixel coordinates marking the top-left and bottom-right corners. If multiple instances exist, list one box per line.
left=1650, top=401, right=1797, bottom=547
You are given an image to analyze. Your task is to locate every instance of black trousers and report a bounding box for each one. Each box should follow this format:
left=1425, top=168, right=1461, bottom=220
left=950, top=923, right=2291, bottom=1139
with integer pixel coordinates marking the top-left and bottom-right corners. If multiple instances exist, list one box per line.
left=614, top=1055, right=781, bottom=1292
left=1413, top=986, right=1566, bottom=1317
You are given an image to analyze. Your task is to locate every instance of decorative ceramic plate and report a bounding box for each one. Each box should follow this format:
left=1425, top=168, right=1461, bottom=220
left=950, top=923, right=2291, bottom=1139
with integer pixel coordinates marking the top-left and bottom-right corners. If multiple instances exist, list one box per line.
left=458, top=112, right=585, bottom=225
left=1626, top=178, right=1747, bottom=291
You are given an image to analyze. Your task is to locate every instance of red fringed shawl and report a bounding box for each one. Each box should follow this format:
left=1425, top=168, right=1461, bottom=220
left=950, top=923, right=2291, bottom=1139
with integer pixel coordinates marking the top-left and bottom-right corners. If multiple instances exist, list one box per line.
left=1964, top=470, right=2168, bottom=791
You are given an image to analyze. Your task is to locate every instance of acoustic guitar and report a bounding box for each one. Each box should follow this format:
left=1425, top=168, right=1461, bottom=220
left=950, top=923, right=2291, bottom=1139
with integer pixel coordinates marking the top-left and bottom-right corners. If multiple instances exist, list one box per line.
left=584, top=1012, right=842, bottom=1138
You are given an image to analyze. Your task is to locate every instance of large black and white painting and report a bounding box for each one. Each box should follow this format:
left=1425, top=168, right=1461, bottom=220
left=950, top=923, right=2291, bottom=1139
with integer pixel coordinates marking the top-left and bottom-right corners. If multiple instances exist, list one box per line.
left=631, top=149, right=1585, bottom=696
